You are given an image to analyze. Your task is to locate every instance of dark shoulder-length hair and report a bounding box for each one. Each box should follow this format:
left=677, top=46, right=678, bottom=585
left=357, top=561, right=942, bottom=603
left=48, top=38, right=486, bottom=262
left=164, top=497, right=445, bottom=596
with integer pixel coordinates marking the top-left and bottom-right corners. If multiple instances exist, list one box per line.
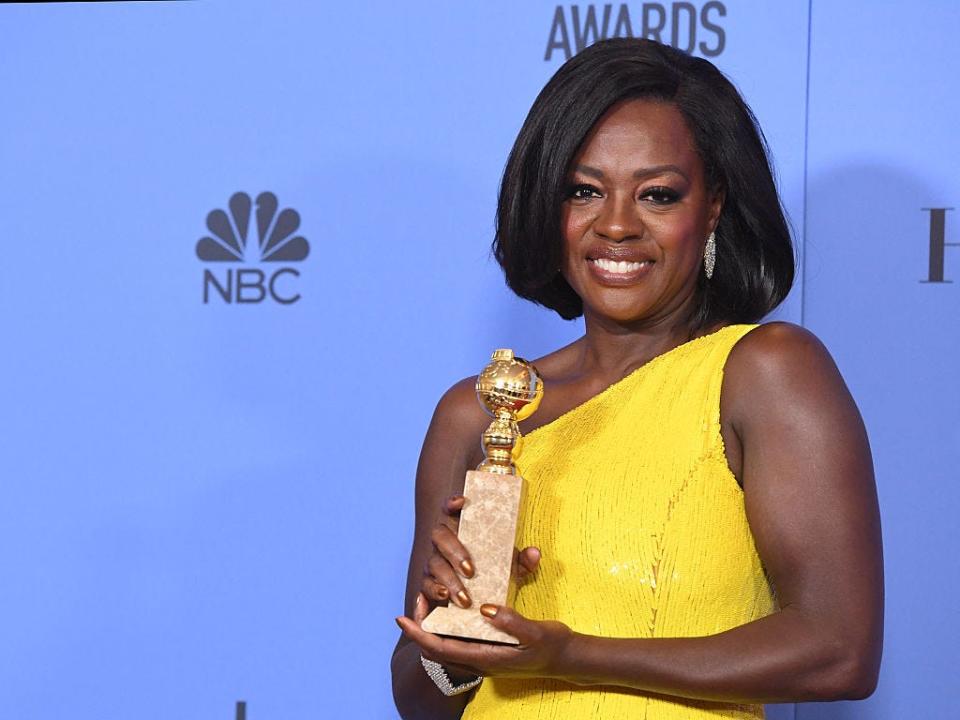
left=494, top=38, right=794, bottom=328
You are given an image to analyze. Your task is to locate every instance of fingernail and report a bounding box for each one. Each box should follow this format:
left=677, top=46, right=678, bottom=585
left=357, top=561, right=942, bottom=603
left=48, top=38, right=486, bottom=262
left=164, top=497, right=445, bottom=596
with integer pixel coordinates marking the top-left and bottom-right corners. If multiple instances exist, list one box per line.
left=480, top=604, right=498, bottom=618
left=395, top=617, right=404, bottom=629
left=416, top=593, right=423, bottom=608
left=456, top=590, right=471, bottom=608
left=460, top=559, right=475, bottom=578
left=436, top=586, right=448, bottom=599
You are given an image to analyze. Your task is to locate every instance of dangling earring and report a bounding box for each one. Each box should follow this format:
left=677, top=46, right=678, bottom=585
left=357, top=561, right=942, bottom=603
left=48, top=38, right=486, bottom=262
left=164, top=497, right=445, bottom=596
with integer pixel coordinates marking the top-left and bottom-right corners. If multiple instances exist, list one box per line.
left=704, top=231, right=716, bottom=279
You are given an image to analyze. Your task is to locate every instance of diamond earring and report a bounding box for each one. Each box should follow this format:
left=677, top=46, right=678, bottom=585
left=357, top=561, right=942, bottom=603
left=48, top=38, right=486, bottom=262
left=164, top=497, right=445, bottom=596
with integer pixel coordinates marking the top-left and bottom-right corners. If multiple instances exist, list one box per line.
left=704, top=231, right=716, bottom=279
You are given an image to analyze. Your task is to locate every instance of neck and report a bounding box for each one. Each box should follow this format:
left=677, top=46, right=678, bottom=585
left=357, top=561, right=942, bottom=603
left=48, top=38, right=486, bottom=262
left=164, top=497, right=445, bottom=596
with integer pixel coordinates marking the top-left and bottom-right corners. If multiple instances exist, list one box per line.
left=575, top=298, right=708, bottom=382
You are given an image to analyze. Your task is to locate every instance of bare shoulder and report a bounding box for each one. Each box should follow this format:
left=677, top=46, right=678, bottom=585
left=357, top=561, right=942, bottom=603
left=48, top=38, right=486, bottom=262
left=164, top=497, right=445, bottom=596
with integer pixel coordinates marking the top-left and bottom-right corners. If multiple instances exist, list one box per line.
left=727, top=321, right=837, bottom=379
left=724, top=322, right=849, bottom=410
left=720, top=322, right=866, bottom=468
left=422, top=375, right=491, bottom=475
left=431, top=375, right=490, bottom=441
left=434, top=375, right=486, bottom=428
left=425, top=338, right=580, bottom=469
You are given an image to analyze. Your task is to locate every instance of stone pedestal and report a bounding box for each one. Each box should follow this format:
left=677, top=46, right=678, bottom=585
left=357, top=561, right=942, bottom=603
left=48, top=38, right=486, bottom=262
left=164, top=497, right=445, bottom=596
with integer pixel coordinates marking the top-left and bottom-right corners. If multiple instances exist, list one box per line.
left=421, top=469, right=524, bottom=644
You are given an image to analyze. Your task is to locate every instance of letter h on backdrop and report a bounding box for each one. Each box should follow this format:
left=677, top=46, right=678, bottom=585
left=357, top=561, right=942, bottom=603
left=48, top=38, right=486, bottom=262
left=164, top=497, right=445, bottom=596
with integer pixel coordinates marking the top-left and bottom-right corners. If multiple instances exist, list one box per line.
left=922, top=208, right=957, bottom=283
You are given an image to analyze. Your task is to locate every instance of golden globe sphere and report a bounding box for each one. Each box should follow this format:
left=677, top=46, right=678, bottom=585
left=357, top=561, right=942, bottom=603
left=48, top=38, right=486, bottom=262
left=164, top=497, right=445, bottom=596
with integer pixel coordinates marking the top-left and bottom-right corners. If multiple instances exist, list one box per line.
left=476, top=348, right=544, bottom=421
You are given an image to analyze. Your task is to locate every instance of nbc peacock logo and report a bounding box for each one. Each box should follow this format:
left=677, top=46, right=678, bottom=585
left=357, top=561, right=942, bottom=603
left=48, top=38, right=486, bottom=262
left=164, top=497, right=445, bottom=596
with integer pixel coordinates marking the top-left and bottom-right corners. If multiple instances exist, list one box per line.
left=196, top=191, right=310, bottom=304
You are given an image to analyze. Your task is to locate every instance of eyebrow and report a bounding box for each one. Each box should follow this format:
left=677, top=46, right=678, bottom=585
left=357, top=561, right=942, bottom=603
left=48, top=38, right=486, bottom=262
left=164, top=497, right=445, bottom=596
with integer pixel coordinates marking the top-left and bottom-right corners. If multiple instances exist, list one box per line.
left=574, top=163, right=690, bottom=181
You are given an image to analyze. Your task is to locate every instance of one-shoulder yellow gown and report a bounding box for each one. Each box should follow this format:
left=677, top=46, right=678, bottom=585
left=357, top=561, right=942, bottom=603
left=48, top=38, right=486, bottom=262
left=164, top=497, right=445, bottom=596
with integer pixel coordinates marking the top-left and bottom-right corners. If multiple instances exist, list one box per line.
left=463, top=324, right=776, bottom=720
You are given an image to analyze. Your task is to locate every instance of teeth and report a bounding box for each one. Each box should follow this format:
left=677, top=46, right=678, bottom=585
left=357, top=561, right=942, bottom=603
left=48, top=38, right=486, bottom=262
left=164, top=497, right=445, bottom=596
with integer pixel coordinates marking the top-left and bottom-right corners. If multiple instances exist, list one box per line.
left=591, top=258, right=650, bottom=274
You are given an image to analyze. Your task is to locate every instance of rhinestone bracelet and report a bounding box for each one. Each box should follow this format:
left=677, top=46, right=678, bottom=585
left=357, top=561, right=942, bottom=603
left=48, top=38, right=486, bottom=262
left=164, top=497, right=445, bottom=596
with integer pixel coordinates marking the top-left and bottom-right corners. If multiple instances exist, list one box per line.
left=420, top=655, right=483, bottom=696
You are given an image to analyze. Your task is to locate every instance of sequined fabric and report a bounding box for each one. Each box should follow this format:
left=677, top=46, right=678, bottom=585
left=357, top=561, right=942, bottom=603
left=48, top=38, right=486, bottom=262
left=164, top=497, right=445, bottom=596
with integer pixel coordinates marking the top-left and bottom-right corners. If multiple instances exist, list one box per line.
left=463, top=324, right=776, bottom=720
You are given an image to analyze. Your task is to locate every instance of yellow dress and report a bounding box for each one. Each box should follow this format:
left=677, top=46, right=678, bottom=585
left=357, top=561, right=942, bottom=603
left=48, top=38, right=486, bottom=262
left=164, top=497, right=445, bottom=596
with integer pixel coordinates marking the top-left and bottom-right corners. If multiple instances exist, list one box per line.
left=463, top=324, right=776, bottom=720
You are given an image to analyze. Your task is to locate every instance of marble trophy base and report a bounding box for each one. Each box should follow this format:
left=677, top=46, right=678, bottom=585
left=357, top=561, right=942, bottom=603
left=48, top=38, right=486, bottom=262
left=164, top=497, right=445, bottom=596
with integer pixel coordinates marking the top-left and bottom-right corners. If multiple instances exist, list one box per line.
left=421, top=469, right=524, bottom=645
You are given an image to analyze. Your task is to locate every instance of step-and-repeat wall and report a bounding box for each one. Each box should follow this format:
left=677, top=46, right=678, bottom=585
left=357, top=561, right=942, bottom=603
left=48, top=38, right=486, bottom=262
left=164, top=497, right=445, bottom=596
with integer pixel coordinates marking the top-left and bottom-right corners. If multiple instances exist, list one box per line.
left=1, top=2, right=956, bottom=718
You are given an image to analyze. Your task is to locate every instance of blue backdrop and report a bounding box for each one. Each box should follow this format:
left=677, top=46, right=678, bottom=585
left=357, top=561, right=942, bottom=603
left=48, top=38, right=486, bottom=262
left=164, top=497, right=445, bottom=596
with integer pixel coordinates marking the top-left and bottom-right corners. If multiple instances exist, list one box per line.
left=0, top=2, right=955, bottom=718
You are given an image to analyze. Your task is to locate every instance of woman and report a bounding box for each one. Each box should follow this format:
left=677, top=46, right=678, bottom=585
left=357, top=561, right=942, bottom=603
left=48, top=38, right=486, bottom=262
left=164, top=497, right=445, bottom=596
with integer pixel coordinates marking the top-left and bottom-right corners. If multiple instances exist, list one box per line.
left=391, top=38, right=882, bottom=719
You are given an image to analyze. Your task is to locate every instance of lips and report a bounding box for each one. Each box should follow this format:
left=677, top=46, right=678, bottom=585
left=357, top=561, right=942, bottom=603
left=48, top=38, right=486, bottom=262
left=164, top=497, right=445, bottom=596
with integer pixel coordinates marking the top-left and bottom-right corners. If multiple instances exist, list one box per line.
left=589, top=257, right=653, bottom=274
left=585, top=247, right=655, bottom=283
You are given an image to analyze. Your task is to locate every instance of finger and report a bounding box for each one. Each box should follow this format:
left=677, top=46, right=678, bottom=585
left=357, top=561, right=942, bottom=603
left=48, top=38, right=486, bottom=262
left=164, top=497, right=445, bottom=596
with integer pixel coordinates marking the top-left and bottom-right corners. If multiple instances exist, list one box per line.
left=479, top=604, right=537, bottom=645
left=397, top=615, right=443, bottom=655
left=415, top=628, right=481, bottom=677
left=517, top=546, right=541, bottom=578
left=421, top=576, right=450, bottom=603
left=396, top=616, right=514, bottom=671
left=413, top=592, right=429, bottom=624
left=397, top=615, right=465, bottom=661
left=427, top=554, right=472, bottom=608
left=431, top=523, right=475, bottom=579
left=444, top=494, right=466, bottom=516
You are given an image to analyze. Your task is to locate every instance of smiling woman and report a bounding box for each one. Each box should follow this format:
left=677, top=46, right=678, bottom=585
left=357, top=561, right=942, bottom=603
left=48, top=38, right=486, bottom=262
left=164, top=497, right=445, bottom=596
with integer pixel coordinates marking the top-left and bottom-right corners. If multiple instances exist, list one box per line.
left=391, top=38, right=882, bottom=720
left=494, top=39, right=794, bottom=330
left=560, top=100, right=722, bottom=327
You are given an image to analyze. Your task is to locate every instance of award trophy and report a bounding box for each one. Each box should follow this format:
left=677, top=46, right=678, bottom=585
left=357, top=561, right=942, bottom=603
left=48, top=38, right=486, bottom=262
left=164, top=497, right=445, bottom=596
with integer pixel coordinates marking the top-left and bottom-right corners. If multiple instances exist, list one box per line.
left=421, top=349, right=543, bottom=645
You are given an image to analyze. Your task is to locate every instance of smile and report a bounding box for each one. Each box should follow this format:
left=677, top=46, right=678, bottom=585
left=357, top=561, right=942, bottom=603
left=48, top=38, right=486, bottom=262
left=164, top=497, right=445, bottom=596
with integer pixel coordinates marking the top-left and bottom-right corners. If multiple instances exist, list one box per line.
left=589, top=258, right=653, bottom=274
left=585, top=256, right=655, bottom=285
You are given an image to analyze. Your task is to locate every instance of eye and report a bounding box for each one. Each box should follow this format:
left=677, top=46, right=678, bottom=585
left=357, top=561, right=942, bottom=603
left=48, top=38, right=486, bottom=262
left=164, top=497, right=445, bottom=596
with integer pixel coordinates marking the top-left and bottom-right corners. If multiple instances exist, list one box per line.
left=566, top=183, right=602, bottom=201
left=641, top=186, right=680, bottom=205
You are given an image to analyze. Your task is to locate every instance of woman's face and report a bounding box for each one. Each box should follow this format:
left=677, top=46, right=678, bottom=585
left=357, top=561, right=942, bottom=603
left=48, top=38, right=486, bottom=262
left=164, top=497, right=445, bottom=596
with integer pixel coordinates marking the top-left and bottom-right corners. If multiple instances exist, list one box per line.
left=560, top=99, right=722, bottom=328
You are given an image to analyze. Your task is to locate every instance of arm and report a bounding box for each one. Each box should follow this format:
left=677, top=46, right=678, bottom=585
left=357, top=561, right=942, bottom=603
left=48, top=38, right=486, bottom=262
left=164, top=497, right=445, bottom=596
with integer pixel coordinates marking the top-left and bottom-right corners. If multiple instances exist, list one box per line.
left=391, top=378, right=488, bottom=720
left=399, top=323, right=883, bottom=703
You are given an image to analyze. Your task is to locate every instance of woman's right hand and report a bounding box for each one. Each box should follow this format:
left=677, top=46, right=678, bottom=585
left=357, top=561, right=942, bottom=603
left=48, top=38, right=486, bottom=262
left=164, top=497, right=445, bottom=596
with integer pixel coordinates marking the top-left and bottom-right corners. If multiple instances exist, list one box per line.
left=421, top=494, right=542, bottom=610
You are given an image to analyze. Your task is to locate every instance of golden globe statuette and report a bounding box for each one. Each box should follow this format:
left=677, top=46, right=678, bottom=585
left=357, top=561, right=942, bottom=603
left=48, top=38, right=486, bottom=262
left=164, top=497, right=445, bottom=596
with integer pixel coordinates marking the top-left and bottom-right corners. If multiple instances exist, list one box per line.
left=421, top=349, right=543, bottom=645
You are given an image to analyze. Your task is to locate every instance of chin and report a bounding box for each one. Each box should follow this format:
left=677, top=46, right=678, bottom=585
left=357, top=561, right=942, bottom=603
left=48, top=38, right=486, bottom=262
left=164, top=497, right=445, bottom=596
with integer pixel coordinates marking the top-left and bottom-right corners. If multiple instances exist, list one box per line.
left=584, top=299, right=657, bottom=325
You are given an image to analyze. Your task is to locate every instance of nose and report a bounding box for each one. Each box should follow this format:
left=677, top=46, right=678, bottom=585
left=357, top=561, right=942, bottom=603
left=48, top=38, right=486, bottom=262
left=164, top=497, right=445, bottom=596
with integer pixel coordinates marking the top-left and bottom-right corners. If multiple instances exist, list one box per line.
left=593, top=192, right=642, bottom=243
